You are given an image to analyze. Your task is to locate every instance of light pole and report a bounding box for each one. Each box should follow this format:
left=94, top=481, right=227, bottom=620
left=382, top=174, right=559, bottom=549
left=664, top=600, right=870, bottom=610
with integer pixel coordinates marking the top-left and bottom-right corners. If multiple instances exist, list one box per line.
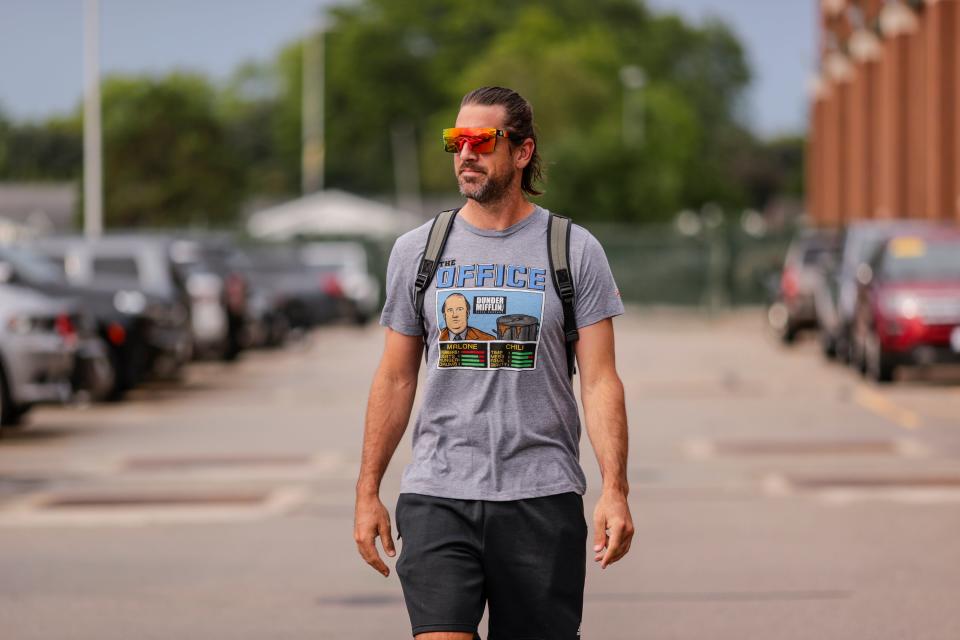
left=619, top=64, right=646, bottom=148
left=301, top=9, right=326, bottom=195
left=391, top=121, right=422, bottom=214
left=83, top=0, right=103, bottom=238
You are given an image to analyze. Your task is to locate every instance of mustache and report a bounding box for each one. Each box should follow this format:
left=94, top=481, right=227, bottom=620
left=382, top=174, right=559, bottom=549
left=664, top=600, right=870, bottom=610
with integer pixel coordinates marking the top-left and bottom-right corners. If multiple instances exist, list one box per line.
left=458, top=163, right=486, bottom=175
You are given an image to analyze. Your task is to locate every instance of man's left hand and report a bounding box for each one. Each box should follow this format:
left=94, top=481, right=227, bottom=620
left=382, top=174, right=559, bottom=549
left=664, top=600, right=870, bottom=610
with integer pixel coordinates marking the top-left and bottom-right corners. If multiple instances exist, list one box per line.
left=592, top=490, right=634, bottom=569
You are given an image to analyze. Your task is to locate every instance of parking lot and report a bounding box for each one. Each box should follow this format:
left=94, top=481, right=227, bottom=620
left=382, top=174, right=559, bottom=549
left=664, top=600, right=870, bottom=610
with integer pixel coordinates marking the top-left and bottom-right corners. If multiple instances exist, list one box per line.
left=2, top=310, right=960, bottom=639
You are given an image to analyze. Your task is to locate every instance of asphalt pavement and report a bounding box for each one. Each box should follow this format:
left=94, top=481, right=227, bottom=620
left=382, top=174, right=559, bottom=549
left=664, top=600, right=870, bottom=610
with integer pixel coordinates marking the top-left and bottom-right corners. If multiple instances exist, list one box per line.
left=1, top=309, right=959, bottom=639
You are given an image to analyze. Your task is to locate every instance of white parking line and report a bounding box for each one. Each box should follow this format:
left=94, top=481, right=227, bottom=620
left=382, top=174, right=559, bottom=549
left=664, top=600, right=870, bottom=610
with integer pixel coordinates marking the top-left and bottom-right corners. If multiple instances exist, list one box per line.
left=760, top=473, right=960, bottom=505
left=682, top=437, right=928, bottom=460
left=816, top=488, right=960, bottom=505
left=0, top=486, right=309, bottom=528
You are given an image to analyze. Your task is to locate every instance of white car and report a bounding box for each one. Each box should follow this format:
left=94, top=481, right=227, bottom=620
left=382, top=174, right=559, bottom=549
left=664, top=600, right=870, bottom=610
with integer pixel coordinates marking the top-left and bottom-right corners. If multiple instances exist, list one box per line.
left=298, top=241, right=380, bottom=324
left=0, top=285, right=76, bottom=427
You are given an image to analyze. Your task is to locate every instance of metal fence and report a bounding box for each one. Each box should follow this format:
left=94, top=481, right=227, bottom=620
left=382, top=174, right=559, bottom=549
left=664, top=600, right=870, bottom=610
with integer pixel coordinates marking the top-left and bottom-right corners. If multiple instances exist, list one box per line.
left=590, top=221, right=792, bottom=307
left=366, top=218, right=794, bottom=310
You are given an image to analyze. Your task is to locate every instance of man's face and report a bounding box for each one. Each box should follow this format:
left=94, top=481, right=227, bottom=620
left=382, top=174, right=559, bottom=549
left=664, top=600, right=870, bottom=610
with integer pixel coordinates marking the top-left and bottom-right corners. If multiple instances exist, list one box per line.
left=453, top=103, right=517, bottom=204
left=443, top=294, right=469, bottom=335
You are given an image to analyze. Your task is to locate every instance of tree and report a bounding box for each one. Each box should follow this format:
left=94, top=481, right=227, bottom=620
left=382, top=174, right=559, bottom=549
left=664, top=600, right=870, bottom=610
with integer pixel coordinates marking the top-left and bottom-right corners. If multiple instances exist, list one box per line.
left=97, top=73, right=243, bottom=227
left=310, top=0, right=754, bottom=222
left=2, top=0, right=784, bottom=226
left=219, top=56, right=301, bottom=196
left=0, top=110, right=82, bottom=181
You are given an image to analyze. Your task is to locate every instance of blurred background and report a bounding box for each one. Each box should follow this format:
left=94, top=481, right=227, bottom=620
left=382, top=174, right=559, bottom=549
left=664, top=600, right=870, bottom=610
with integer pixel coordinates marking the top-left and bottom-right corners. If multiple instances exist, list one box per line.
left=1, top=0, right=813, bottom=306
left=1, top=1, right=959, bottom=639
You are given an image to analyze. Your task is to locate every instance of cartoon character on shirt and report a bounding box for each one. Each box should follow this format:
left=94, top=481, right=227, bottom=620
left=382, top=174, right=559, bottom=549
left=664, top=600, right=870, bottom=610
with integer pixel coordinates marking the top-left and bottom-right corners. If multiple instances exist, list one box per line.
left=439, top=293, right=495, bottom=341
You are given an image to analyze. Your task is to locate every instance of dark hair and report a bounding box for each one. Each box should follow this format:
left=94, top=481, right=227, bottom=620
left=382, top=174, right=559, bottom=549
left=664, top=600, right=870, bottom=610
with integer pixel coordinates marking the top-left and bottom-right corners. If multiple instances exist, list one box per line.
left=461, top=86, right=543, bottom=196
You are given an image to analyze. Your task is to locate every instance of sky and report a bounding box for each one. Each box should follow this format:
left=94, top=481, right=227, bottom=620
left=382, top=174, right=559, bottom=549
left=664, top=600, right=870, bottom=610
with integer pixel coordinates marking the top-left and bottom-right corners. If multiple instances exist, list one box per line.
left=0, top=0, right=816, bottom=137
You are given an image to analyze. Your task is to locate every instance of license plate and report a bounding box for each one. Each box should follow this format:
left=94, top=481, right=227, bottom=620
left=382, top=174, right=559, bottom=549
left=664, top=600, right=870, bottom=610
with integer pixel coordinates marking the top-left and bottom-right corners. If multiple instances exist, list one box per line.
left=952, top=327, right=960, bottom=353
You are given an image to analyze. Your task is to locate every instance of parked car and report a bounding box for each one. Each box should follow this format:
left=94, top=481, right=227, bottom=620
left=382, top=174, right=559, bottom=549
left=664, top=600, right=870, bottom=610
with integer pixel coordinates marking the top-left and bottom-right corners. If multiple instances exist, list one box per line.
left=30, top=235, right=193, bottom=381
left=239, top=244, right=341, bottom=330
left=815, top=220, right=939, bottom=362
left=0, top=285, right=76, bottom=426
left=167, top=235, right=249, bottom=360
left=241, top=278, right=290, bottom=349
left=0, top=246, right=131, bottom=399
left=298, top=241, right=380, bottom=324
left=851, top=231, right=960, bottom=382
left=767, top=228, right=840, bottom=343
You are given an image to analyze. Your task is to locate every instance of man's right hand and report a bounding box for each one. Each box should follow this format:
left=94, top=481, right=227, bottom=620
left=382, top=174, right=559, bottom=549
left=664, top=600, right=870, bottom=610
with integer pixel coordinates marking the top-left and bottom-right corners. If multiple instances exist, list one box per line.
left=353, top=493, right=396, bottom=577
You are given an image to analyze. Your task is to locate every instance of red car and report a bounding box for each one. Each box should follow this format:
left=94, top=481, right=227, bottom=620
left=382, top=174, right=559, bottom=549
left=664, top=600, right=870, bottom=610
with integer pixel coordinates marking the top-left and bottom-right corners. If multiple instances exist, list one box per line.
left=852, top=231, right=960, bottom=382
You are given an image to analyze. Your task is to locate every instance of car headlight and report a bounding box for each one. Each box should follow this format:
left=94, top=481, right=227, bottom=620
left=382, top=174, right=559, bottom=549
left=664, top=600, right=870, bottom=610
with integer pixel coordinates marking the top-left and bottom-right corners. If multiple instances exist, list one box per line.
left=114, top=290, right=147, bottom=315
left=880, top=293, right=920, bottom=319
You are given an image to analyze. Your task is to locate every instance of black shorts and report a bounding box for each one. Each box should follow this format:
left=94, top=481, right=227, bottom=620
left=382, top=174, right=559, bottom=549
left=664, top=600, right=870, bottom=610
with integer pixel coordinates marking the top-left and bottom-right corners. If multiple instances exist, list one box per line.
left=394, top=491, right=587, bottom=639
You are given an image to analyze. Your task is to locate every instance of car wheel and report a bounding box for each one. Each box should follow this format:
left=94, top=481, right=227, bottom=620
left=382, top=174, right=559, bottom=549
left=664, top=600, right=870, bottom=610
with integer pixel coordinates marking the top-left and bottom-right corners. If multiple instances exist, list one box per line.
left=820, top=332, right=837, bottom=360
left=0, top=363, right=26, bottom=427
left=0, top=363, right=9, bottom=427
left=353, top=309, right=370, bottom=326
left=220, top=340, right=241, bottom=362
left=104, top=347, right=130, bottom=401
left=850, top=330, right=867, bottom=376
left=865, top=335, right=895, bottom=384
left=835, top=333, right=851, bottom=365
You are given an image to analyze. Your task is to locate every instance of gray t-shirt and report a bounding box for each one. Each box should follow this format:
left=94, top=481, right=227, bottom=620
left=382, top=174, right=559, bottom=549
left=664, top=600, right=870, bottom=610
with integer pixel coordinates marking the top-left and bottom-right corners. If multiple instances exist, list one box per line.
left=380, top=205, right=624, bottom=501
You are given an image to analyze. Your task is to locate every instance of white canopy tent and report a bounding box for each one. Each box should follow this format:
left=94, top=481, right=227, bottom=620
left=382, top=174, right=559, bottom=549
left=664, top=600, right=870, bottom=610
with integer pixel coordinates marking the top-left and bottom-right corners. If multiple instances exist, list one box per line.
left=246, top=189, right=424, bottom=241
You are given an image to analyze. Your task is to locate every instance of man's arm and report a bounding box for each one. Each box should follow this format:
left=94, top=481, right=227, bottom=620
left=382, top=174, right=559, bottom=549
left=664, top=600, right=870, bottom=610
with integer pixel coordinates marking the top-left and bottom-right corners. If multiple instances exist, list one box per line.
left=575, top=317, right=634, bottom=569
left=353, top=328, right=423, bottom=577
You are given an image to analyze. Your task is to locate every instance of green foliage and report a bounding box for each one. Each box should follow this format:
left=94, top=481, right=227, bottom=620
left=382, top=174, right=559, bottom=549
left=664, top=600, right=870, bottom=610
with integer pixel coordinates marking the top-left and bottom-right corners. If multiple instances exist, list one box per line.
left=0, top=111, right=81, bottom=181
left=98, top=73, right=242, bottom=227
left=313, top=0, right=760, bottom=222
left=219, top=53, right=302, bottom=195
left=1, top=0, right=806, bottom=228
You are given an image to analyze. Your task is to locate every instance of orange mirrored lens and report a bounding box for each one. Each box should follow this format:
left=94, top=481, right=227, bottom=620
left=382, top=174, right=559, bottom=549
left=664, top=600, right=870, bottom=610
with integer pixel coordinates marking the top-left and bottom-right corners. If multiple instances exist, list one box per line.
left=442, top=127, right=499, bottom=153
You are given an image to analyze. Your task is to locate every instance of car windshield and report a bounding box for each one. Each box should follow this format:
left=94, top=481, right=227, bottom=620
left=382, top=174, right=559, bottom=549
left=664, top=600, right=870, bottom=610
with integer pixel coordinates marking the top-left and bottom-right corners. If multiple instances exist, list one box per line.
left=0, top=246, right=67, bottom=285
left=882, top=238, right=960, bottom=282
left=844, top=223, right=933, bottom=272
left=92, top=256, right=140, bottom=279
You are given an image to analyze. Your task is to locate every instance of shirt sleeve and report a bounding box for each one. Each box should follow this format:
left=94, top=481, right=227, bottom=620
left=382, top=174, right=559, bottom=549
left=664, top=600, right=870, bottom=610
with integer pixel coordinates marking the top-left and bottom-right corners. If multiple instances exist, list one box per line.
left=573, top=231, right=625, bottom=329
left=378, top=237, right=424, bottom=336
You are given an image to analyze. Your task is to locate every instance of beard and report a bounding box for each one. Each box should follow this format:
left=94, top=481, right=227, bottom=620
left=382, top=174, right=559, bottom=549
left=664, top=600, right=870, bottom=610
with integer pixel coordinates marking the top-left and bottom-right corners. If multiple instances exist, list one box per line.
left=457, top=164, right=513, bottom=204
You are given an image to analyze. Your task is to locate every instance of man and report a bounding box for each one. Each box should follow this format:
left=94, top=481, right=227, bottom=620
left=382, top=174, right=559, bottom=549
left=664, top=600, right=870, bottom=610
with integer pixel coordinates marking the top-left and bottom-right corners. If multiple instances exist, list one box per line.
left=439, top=292, right=496, bottom=341
left=354, top=86, right=633, bottom=639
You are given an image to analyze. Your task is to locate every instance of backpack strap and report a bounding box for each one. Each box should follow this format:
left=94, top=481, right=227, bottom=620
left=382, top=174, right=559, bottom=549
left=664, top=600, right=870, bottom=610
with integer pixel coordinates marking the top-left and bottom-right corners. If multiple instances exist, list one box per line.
left=547, top=213, right=579, bottom=378
left=414, top=208, right=459, bottom=358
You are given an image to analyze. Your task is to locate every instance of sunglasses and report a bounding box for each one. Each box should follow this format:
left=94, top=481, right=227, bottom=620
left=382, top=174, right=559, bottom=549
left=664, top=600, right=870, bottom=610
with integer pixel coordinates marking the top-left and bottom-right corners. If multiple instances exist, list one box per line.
left=442, top=127, right=512, bottom=154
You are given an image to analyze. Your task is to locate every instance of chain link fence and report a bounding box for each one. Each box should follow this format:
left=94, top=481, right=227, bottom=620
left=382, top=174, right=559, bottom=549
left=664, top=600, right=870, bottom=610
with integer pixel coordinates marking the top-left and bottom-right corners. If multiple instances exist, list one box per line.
left=590, top=220, right=793, bottom=308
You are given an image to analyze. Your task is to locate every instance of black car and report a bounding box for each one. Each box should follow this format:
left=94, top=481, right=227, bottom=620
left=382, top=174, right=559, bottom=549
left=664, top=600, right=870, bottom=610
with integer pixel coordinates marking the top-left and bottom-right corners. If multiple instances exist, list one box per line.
left=239, top=243, right=343, bottom=331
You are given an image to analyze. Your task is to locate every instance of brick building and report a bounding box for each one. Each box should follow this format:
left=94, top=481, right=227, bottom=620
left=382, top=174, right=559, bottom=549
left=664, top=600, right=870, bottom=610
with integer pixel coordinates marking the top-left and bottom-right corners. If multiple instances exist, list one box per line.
left=808, top=0, right=960, bottom=226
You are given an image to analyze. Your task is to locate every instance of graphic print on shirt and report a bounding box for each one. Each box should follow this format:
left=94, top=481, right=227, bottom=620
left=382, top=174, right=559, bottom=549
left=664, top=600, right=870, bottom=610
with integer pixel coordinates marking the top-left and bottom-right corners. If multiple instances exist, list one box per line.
left=434, top=261, right=546, bottom=371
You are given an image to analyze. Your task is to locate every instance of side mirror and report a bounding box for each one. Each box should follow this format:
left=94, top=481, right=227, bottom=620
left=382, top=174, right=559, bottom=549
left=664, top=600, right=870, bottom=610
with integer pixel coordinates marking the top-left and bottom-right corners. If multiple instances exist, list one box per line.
left=856, top=263, right=873, bottom=286
left=0, top=261, right=13, bottom=284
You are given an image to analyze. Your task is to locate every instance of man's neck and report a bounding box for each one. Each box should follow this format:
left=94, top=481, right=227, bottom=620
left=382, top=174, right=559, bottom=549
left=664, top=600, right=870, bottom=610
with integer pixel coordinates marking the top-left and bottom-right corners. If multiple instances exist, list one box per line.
left=459, top=193, right=535, bottom=232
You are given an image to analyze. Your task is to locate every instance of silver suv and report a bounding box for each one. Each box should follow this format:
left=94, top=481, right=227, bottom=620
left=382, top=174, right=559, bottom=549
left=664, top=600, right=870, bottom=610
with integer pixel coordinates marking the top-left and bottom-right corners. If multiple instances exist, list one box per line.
left=0, top=285, right=76, bottom=427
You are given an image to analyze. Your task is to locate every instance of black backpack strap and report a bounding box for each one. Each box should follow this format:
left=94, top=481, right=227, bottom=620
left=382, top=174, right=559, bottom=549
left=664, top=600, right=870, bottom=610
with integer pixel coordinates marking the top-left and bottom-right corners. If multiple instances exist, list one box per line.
left=547, top=213, right=578, bottom=378
left=414, top=208, right=459, bottom=359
